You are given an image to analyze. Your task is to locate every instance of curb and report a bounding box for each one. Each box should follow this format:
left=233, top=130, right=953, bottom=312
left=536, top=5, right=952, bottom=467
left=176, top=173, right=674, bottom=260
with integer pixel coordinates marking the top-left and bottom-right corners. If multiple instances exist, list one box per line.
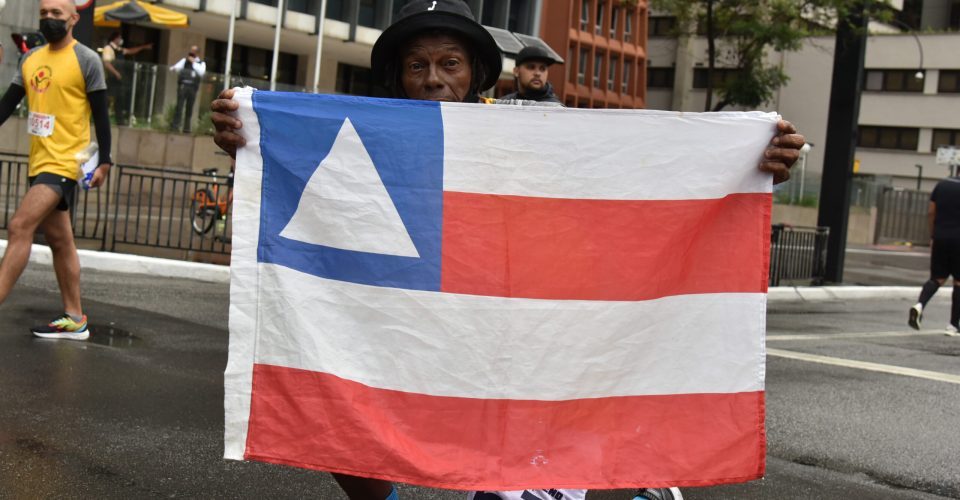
left=2, top=241, right=230, bottom=284
left=4, top=240, right=945, bottom=301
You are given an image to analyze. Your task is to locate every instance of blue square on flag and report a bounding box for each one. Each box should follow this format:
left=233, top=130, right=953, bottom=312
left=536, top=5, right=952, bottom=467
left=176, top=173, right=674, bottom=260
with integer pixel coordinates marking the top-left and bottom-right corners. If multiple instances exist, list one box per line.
left=255, top=92, right=444, bottom=291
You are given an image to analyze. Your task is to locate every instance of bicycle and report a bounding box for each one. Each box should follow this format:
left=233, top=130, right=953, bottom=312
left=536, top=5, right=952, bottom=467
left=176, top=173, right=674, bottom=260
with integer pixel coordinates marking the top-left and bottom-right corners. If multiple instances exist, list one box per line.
left=191, top=167, right=233, bottom=239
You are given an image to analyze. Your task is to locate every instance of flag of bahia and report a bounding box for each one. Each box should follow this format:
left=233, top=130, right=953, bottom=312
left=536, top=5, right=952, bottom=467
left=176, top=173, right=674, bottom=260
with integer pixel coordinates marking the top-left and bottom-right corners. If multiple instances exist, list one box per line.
left=225, top=88, right=777, bottom=491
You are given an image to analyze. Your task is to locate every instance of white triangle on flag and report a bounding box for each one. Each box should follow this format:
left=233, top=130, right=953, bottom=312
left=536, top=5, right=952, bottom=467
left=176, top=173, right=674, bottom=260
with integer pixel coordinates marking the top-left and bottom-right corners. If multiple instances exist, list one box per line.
left=279, top=118, right=420, bottom=258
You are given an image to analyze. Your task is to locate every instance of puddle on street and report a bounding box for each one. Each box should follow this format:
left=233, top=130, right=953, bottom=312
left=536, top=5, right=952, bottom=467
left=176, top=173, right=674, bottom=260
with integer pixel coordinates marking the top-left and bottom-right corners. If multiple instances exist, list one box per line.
left=87, top=324, right=141, bottom=348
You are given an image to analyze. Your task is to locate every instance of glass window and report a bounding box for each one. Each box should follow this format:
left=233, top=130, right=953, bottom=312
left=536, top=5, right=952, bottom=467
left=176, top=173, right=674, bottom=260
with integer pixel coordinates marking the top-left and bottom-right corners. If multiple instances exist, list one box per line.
left=608, top=56, right=616, bottom=91
left=578, top=47, right=588, bottom=84
left=647, top=67, right=675, bottom=88
left=858, top=126, right=920, bottom=150
left=865, top=70, right=883, bottom=91
left=594, top=50, right=604, bottom=87
left=939, top=70, right=960, bottom=93
left=864, top=69, right=924, bottom=92
left=622, top=59, right=632, bottom=94
left=326, top=0, right=349, bottom=21
left=610, top=7, right=619, bottom=38
left=568, top=46, right=576, bottom=83
left=933, top=129, right=960, bottom=149
left=648, top=16, right=675, bottom=37
left=693, top=68, right=739, bottom=89
left=335, top=63, right=385, bottom=97
left=580, top=0, right=590, bottom=31
left=625, top=10, right=634, bottom=41
left=595, top=1, right=605, bottom=35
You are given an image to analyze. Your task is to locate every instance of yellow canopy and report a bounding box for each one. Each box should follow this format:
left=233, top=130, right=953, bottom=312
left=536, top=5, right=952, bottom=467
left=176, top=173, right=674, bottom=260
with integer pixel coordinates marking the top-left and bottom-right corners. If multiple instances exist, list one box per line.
left=94, top=0, right=189, bottom=28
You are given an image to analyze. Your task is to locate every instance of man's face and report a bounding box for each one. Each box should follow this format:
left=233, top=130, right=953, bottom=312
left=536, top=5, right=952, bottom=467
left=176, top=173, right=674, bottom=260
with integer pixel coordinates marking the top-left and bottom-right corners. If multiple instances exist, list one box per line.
left=514, top=60, right=549, bottom=93
left=39, top=0, right=78, bottom=30
left=190, top=46, right=199, bottom=57
left=400, top=33, right=473, bottom=102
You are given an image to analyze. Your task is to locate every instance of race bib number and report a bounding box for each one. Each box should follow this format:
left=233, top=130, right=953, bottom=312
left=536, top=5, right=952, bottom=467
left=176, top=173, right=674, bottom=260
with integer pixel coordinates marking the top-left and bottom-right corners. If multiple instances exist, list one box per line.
left=28, top=112, right=55, bottom=137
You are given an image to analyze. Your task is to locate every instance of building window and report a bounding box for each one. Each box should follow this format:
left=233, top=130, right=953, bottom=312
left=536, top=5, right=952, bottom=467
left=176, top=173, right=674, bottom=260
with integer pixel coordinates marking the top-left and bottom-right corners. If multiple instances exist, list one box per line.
left=858, top=126, right=920, bottom=151
left=939, top=70, right=960, bottom=93
left=933, top=129, right=960, bottom=149
left=622, top=59, right=633, bottom=94
left=624, top=9, right=634, bottom=41
left=205, top=40, right=298, bottom=85
left=578, top=47, right=588, bottom=84
left=649, top=16, right=676, bottom=37
left=693, top=68, right=740, bottom=88
left=594, top=50, right=604, bottom=87
left=335, top=63, right=383, bottom=97
left=610, top=7, right=619, bottom=38
left=595, top=1, right=605, bottom=35
left=287, top=0, right=319, bottom=14
left=580, top=0, right=590, bottom=31
left=608, top=56, right=617, bottom=91
left=647, top=67, right=675, bottom=88
left=864, top=69, right=924, bottom=92
left=568, top=46, right=576, bottom=83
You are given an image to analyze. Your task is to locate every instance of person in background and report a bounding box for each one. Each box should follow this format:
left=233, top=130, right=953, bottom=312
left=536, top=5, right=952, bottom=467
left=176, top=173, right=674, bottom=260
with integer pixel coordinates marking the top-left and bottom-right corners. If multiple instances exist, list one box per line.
left=169, top=45, right=206, bottom=133
left=908, top=173, right=960, bottom=336
left=101, top=31, right=152, bottom=126
left=500, top=45, right=561, bottom=104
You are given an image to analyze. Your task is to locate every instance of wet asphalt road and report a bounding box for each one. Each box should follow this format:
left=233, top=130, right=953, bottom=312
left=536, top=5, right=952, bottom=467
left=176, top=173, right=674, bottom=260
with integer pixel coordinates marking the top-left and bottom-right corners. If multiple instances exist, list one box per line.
left=1, top=258, right=959, bottom=500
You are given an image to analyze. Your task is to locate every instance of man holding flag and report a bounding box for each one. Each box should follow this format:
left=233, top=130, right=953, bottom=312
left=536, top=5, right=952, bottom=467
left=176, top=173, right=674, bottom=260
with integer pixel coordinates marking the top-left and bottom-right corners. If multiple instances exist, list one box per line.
left=210, top=1, right=804, bottom=499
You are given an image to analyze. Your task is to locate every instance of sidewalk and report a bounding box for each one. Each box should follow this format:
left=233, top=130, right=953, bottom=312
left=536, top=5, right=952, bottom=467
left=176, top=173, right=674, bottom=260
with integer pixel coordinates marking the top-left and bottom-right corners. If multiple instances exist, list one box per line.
left=4, top=240, right=950, bottom=302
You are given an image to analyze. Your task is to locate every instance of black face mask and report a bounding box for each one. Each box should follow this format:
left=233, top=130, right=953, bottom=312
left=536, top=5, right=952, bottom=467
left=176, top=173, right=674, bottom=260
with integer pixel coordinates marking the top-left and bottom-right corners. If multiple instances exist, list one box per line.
left=39, top=18, right=68, bottom=43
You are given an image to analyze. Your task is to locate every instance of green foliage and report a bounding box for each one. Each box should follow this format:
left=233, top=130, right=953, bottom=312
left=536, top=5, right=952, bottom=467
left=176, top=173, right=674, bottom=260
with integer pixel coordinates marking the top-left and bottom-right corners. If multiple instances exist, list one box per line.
left=652, top=0, right=874, bottom=111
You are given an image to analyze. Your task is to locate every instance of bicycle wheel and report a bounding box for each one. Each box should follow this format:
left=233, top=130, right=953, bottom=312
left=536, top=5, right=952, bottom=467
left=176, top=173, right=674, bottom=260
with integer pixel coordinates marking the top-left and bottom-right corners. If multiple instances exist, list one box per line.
left=191, top=189, right=217, bottom=236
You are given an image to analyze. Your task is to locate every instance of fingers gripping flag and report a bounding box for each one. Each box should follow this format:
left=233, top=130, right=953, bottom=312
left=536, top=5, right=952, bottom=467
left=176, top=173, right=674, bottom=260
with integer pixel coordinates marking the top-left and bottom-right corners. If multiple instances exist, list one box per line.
left=225, top=88, right=777, bottom=491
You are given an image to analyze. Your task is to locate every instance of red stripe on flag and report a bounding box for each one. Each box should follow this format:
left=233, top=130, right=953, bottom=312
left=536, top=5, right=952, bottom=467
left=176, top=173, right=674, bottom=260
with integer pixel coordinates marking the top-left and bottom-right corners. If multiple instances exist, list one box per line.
left=441, top=192, right=771, bottom=300
left=245, top=364, right=765, bottom=490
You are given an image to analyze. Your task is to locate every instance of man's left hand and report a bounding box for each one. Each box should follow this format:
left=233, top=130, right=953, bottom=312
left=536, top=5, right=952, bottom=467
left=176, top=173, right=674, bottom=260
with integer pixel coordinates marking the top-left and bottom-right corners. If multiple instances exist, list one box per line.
left=761, top=120, right=805, bottom=185
left=89, top=163, right=111, bottom=188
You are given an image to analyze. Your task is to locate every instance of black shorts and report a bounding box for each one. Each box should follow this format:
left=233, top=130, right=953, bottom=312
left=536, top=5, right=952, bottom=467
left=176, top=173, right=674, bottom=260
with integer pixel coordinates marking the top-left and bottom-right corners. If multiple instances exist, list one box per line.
left=28, top=173, right=77, bottom=212
left=930, top=238, right=960, bottom=280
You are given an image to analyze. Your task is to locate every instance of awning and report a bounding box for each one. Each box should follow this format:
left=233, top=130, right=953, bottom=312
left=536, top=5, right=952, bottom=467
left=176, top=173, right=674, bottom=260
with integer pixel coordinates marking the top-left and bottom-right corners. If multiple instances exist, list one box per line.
left=94, top=0, right=189, bottom=28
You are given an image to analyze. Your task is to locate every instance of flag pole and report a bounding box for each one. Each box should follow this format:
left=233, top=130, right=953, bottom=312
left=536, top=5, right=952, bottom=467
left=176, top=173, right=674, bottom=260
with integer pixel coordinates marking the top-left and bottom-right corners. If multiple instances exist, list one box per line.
left=312, top=0, right=329, bottom=93
left=270, top=0, right=284, bottom=91
left=223, top=0, right=238, bottom=92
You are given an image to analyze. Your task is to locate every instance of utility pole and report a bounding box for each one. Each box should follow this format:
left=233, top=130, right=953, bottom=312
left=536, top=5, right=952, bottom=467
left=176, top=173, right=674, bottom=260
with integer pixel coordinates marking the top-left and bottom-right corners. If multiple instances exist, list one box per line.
left=817, top=2, right=868, bottom=284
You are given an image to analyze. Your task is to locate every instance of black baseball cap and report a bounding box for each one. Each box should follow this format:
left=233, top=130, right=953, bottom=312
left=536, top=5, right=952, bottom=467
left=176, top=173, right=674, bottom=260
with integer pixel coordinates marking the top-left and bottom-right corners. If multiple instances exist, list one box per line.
left=371, top=0, right=503, bottom=92
left=515, top=45, right=557, bottom=66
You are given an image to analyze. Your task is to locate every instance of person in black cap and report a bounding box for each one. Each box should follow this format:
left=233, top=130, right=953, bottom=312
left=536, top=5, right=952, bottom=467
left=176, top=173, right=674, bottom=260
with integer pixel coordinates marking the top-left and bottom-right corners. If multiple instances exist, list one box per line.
left=500, top=46, right=562, bottom=104
left=209, top=2, right=805, bottom=499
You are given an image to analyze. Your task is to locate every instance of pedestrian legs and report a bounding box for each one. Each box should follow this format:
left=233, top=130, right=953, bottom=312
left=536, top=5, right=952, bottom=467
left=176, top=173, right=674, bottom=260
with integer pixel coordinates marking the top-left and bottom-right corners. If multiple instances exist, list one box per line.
left=182, top=87, right=197, bottom=133
left=40, top=208, right=82, bottom=317
left=0, top=185, right=60, bottom=305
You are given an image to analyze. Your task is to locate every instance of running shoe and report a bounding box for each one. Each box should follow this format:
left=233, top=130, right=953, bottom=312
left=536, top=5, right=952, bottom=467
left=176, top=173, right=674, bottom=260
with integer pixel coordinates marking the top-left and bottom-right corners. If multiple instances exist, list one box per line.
left=946, top=324, right=960, bottom=337
left=633, top=488, right=683, bottom=500
left=31, top=314, right=89, bottom=340
left=908, top=303, right=923, bottom=330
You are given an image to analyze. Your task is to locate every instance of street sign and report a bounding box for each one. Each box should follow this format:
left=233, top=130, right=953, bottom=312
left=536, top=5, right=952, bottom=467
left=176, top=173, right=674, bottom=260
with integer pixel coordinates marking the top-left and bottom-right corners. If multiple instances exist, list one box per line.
left=937, top=146, right=959, bottom=166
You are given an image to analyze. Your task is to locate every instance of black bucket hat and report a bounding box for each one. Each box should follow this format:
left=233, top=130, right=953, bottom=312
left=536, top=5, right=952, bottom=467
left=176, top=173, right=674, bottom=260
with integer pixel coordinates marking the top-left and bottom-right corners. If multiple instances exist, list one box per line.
left=371, top=0, right=503, bottom=92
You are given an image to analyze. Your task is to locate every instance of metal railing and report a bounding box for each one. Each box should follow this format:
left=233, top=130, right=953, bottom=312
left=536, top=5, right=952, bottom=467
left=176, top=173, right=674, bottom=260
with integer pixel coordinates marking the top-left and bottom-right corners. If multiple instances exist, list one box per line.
left=769, top=224, right=830, bottom=286
left=874, top=187, right=930, bottom=246
left=110, top=165, right=232, bottom=255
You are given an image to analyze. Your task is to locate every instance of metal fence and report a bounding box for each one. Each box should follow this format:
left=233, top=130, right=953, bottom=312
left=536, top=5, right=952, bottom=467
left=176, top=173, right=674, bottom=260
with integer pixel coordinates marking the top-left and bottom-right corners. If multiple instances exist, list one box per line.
left=769, top=224, right=830, bottom=286
left=0, top=154, right=232, bottom=258
left=874, top=187, right=930, bottom=246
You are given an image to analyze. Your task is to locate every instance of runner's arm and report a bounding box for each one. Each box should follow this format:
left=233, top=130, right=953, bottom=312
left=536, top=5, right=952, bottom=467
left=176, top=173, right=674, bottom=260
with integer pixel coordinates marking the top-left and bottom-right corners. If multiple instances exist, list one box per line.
left=88, top=90, right=113, bottom=166
left=0, top=84, right=26, bottom=126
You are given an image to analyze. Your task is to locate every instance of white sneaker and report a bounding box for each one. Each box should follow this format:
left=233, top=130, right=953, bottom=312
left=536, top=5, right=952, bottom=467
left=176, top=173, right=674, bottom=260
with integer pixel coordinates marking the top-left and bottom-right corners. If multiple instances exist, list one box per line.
left=946, top=324, right=960, bottom=337
left=908, top=303, right=923, bottom=330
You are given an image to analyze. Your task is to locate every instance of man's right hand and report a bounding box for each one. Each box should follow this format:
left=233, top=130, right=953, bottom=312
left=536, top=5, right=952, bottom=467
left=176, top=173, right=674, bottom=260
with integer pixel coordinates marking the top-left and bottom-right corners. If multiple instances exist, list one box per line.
left=211, top=88, right=244, bottom=159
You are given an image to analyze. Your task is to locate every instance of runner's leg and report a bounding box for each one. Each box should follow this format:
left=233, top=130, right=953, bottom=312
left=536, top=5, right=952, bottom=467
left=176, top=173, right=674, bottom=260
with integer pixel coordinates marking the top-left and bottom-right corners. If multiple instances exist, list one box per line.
left=41, top=208, right=82, bottom=317
left=330, top=473, right=395, bottom=500
left=0, top=184, right=61, bottom=304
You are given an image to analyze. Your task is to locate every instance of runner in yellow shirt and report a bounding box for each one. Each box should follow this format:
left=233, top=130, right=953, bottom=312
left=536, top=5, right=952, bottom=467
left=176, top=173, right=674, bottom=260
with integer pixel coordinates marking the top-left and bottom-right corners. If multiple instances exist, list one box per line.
left=0, top=0, right=113, bottom=340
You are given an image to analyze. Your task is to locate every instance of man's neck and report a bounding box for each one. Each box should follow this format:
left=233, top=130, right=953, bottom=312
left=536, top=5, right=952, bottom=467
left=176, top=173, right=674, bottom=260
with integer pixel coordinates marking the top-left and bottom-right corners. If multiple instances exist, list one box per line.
left=49, top=34, right=75, bottom=51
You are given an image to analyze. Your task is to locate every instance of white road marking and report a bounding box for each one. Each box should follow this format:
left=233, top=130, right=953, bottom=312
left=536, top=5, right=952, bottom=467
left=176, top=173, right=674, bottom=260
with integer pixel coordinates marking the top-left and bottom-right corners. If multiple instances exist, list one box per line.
left=767, top=348, right=960, bottom=385
left=767, top=330, right=943, bottom=341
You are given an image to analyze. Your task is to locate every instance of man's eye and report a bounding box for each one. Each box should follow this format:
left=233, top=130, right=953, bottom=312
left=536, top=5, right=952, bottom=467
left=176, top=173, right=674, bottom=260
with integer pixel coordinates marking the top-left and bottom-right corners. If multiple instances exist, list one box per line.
left=445, top=59, right=460, bottom=67
left=409, top=62, right=423, bottom=71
